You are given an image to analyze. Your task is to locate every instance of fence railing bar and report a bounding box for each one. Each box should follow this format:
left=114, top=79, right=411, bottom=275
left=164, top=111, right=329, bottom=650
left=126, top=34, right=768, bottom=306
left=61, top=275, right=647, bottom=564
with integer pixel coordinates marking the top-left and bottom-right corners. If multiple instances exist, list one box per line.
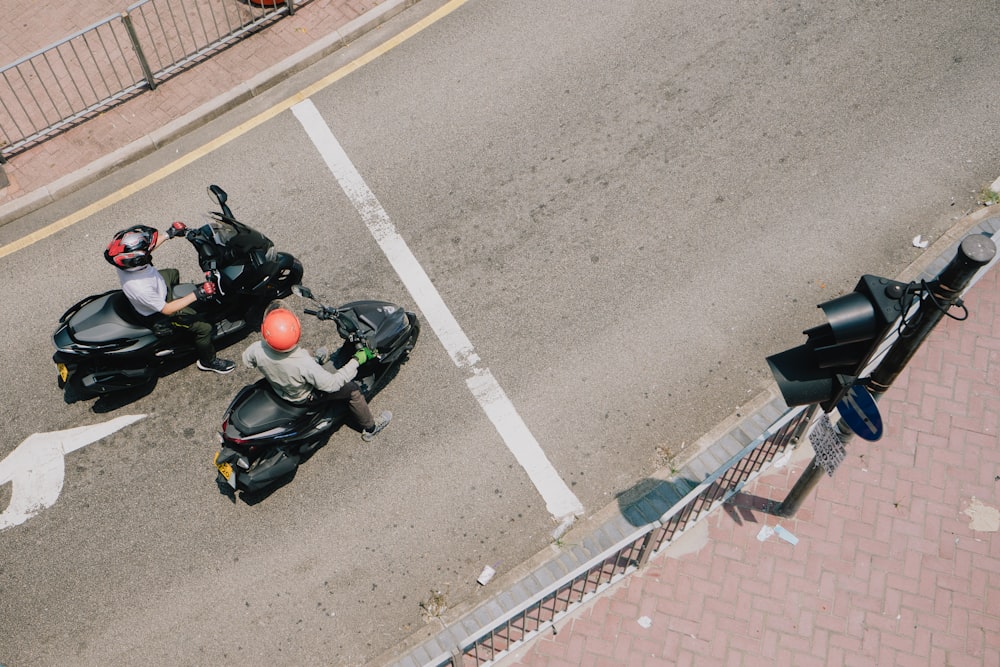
left=175, top=2, right=200, bottom=57
left=0, top=14, right=121, bottom=75
left=63, top=39, right=99, bottom=110
left=205, top=0, right=228, bottom=42
left=167, top=1, right=196, bottom=63
left=190, top=1, right=213, bottom=49
left=26, top=58, right=61, bottom=127
left=140, top=3, right=170, bottom=71
left=0, top=70, right=31, bottom=139
left=0, top=94, right=14, bottom=146
left=216, top=0, right=239, bottom=37
left=93, top=26, right=128, bottom=93
left=164, top=2, right=186, bottom=67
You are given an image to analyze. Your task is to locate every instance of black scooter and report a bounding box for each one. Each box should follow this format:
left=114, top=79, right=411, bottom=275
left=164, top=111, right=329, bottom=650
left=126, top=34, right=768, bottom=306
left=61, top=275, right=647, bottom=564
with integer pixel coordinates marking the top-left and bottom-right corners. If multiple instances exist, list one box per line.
left=52, top=185, right=303, bottom=397
left=213, top=286, right=419, bottom=495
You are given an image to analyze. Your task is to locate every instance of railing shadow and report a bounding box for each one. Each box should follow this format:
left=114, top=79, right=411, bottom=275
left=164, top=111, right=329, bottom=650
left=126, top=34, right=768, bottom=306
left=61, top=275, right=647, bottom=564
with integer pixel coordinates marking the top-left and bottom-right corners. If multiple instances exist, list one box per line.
left=615, top=476, right=703, bottom=528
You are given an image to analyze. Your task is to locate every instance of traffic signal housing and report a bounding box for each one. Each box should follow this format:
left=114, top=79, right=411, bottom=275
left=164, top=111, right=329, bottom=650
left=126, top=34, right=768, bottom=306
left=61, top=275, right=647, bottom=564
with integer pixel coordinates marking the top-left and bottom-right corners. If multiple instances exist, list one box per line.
left=766, top=274, right=907, bottom=412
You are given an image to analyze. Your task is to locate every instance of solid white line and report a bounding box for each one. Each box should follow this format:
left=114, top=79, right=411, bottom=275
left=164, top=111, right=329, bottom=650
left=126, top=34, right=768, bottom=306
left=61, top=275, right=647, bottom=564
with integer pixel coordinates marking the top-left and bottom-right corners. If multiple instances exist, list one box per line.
left=291, top=99, right=583, bottom=521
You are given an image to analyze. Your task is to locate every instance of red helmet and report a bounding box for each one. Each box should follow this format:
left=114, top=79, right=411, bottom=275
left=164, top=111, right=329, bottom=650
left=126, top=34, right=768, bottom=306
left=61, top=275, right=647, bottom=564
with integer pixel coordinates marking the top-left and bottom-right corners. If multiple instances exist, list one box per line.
left=261, top=308, right=301, bottom=352
left=105, top=225, right=158, bottom=269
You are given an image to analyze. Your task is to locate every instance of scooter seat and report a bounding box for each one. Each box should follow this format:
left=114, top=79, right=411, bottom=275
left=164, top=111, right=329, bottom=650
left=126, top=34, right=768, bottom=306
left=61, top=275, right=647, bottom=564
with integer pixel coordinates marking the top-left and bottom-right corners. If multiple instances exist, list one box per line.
left=230, top=381, right=312, bottom=435
left=70, top=292, right=155, bottom=343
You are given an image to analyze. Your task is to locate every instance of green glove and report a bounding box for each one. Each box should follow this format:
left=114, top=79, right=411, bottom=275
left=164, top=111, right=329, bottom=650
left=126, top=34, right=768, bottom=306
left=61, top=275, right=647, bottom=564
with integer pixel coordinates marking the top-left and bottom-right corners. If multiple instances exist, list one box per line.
left=353, top=347, right=376, bottom=365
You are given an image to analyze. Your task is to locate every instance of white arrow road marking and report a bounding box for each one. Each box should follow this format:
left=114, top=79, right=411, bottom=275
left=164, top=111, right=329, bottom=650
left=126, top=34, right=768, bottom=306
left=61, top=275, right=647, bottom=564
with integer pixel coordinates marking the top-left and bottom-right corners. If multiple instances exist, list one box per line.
left=0, top=415, right=146, bottom=531
left=292, top=100, right=584, bottom=522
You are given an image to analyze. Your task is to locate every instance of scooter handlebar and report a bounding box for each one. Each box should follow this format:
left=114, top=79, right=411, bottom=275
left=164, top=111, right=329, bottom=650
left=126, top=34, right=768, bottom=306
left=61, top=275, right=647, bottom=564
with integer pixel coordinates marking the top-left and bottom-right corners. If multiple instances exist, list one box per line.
left=303, top=306, right=339, bottom=321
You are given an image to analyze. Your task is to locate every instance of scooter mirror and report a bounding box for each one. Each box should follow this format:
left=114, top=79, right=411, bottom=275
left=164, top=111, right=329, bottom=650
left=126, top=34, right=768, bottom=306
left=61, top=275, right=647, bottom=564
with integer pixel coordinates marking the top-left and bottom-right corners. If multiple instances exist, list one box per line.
left=207, top=184, right=228, bottom=206
left=292, top=285, right=314, bottom=300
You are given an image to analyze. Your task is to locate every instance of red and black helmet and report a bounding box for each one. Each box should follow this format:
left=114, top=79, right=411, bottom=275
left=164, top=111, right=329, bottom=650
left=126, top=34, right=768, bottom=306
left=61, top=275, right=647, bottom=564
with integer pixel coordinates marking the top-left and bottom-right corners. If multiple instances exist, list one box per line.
left=105, top=225, right=158, bottom=269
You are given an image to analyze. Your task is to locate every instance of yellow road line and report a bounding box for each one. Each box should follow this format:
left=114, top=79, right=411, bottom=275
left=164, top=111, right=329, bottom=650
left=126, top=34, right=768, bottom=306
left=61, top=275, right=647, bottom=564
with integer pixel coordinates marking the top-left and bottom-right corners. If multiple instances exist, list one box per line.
left=0, top=0, right=469, bottom=261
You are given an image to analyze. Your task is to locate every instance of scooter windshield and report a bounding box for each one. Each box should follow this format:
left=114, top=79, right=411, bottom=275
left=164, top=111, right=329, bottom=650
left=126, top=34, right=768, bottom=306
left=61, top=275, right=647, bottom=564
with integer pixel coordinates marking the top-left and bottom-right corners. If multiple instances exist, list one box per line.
left=205, top=220, right=239, bottom=245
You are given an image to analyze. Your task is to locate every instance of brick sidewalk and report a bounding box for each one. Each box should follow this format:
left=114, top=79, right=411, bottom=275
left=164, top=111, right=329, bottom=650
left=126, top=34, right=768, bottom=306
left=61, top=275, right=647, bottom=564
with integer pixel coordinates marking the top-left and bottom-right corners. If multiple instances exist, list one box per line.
left=0, top=0, right=386, bottom=217
left=505, top=257, right=1000, bottom=666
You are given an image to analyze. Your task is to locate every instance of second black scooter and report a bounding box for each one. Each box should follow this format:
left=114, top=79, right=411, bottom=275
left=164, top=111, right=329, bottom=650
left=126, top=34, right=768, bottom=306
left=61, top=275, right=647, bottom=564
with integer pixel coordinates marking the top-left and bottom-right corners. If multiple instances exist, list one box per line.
left=213, top=286, right=420, bottom=494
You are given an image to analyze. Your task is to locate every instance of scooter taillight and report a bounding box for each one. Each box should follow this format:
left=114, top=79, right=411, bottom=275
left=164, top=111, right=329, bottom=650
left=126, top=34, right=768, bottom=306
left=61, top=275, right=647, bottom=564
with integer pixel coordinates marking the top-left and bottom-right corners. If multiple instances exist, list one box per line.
left=220, top=417, right=250, bottom=446
left=221, top=416, right=288, bottom=447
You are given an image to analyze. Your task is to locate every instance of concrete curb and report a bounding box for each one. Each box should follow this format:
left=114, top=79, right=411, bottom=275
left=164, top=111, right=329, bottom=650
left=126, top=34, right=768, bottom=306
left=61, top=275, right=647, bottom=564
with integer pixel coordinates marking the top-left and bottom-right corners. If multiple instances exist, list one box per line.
left=0, top=0, right=415, bottom=228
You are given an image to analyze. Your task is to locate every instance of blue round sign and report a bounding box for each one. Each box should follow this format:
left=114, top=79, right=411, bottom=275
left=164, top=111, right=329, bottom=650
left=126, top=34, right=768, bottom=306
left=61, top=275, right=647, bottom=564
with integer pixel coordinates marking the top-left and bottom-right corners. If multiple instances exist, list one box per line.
left=836, top=385, right=883, bottom=441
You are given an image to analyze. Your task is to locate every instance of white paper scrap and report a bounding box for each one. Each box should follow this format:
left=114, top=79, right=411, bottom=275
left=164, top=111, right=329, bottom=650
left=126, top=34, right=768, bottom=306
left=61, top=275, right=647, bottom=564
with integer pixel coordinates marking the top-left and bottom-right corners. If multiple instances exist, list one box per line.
left=477, top=565, right=496, bottom=586
left=637, top=616, right=652, bottom=629
left=774, top=525, right=799, bottom=545
left=756, top=525, right=775, bottom=542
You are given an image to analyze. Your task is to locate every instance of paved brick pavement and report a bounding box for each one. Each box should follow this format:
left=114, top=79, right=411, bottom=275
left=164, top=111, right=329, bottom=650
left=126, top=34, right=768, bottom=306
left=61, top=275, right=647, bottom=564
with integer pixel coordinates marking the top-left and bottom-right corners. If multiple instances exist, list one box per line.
left=0, top=0, right=393, bottom=221
left=503, top=253, right=1000, bottom=666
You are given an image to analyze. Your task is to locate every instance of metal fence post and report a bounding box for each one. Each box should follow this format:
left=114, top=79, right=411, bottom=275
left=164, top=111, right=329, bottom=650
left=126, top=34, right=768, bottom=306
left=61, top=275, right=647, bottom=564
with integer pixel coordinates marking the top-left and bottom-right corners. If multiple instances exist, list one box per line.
left=120, top=11, right=156, bottom=91
left=635, top=525, right=658, bottom=568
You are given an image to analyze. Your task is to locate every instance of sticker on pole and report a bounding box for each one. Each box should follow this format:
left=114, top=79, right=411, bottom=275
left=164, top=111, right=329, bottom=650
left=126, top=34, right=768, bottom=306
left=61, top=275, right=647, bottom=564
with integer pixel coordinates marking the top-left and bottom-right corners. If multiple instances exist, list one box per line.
left=810, top=414, right=846, bottom=476
left=836, top=384, right=883, bottom=441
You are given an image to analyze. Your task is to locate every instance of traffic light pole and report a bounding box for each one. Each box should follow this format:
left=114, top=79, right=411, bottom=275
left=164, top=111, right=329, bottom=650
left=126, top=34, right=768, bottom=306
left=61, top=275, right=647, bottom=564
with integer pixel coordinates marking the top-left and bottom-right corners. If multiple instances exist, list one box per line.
left=773, top=234, right=996, bottom=518
left=868, top=234, right=996, bottom=396
left=772, top=420, right=850, bottom=518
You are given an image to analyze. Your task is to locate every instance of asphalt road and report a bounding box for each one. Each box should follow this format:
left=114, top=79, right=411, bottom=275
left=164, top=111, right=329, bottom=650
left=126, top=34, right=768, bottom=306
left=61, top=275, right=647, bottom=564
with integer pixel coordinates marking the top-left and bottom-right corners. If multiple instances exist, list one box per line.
left=2, top=0, right=998, bottom=664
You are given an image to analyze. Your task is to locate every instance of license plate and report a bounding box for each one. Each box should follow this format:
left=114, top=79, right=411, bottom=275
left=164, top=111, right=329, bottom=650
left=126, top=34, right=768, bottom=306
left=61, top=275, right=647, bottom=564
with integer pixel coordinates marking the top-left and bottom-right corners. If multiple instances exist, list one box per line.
left=214, top=452, right=237, bottom=489
left=57, top=363, right=69, bottom=383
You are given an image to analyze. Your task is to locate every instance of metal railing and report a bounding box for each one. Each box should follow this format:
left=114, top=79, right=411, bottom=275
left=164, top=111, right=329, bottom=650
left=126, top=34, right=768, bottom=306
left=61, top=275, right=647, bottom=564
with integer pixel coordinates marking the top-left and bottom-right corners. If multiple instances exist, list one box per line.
left=428, top=403, right=817, bottom=666
left=0, top=0, right=297, bottom=162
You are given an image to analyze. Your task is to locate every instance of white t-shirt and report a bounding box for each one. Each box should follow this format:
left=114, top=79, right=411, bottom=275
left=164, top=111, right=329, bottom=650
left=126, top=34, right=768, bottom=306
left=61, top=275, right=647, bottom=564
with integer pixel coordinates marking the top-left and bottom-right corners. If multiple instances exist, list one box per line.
left=117, top=265, right=167, bottom=317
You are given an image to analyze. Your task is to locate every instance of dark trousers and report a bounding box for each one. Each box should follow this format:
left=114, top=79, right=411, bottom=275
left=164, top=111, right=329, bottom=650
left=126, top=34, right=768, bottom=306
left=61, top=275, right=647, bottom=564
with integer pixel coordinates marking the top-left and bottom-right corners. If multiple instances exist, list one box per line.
left=312, top=381, right=375, bottom=430
left=157, top=268, right=216, bottom=365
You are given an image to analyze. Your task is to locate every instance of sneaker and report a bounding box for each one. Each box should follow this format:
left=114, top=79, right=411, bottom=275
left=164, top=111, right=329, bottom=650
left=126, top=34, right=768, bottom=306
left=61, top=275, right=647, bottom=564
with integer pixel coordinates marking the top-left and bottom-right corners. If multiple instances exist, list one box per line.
left=197, top=358, right=236, bottom=374
left=361, top=411, right=392, bottom=442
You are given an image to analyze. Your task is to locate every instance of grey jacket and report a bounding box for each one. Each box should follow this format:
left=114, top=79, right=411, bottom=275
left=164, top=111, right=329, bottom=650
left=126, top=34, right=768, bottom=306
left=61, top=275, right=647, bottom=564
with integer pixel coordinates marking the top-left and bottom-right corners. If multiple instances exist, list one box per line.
left=242, top=341, right=360, bottom=404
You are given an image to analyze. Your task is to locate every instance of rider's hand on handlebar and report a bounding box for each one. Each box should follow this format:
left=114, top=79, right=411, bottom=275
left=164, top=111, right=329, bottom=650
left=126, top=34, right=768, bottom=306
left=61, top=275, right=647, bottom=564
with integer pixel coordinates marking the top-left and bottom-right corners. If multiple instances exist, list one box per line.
left=167, top=221, right=188, bottom=239
left=195, top=281, right=217, bottom=302
left=353, top=347, right=376, bottom=365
